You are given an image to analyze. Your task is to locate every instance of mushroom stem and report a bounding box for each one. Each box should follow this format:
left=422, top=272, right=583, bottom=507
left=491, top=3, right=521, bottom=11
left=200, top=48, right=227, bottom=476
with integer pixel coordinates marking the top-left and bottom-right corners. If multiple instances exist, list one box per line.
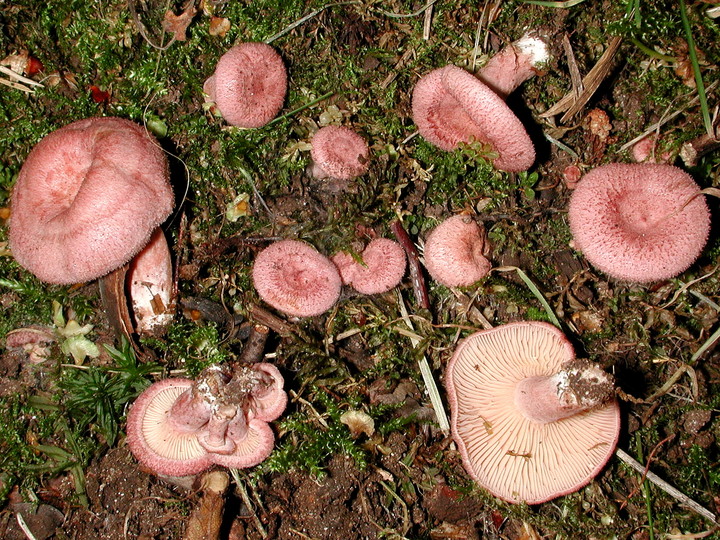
left=477, top=34, right=549, bottom=98
left=167, top=390, right=214, bottom=432
left=197, top=404, right=238, bottom=455
left=514, top=360, right=615, bottom=424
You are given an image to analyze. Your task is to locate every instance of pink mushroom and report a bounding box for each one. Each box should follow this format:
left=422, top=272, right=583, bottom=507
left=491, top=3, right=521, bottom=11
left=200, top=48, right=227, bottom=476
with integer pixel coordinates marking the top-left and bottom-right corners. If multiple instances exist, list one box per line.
left=127, top=228, right=174, bottom=336
left=445, top=321, right=620, bottom=504
left=125, top=378, right=214, bottom=477
left=9, top=117, right=174, bottom=285
left=126, top=363, right=287, bottom=476
left=252, top=239, right=342, bottom=317
left=423, top=215, right=491, bottom=287
left=310, top=126, right=370, bottom=180
left=204, top=42, right=287, bottom=128
left=568, top=163, right=711, bottom=283
left=411, top=34, right=548, bottom=172
left=331, top=238, right=406, bottom=295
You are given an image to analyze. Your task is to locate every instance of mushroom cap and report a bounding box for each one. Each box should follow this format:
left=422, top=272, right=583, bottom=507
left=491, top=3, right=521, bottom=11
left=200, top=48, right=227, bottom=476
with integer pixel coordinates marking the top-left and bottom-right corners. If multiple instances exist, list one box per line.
left=207, top=42, right=287, bottom=128
left=250, top=362, right=288, bottom=422
left=331, top=238, right=406, bottom=295
left=411, top=65, right=535, bottom=172
left=310, top=126, right=370, bottom=180
left=9, top=117, right=173, bottom=285
left=252, top=239, right=342, bottom=317
left=208, top=418, right=276, bottom=469
left=423, top=215, right=491, bottom=287
left=568, top=163, right=710, bottom=283
left=445, top=321, right=620, bottom=504
left=126, top=378, right=213, bottom=477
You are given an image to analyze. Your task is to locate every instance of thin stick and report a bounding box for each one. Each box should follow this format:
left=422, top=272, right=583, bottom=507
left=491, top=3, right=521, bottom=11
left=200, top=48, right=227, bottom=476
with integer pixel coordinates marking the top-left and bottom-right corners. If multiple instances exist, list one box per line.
left=390, top=219, right=430, bottom=310
left=396, top=291, right=450, bottom=434
left=264, top=1, right=362, bottom=44
left=0, top=66, right=43, bottom=87
left=615, top=448, right=719, bottom=526
left=422, top=0, right=434, bottom=41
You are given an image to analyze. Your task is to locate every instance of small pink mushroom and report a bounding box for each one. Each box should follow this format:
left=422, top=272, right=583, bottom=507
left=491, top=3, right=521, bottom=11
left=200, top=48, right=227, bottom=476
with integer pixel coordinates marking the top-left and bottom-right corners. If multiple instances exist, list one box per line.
left=331, top=238, right=406, bottom=295
left=445, top=321, right=620, bottom=504
left=9, top=117, right=174, bottom=285
left=423, top=215, right=491, bottom=288
left=252, top=240, right=342, bottom=317
left=411, top=34, right=548, bottom=172
left=204, top=42, right=287, bottom=128
left=568, top=163, right=710, bottom=283
left=310, top=126, right=370, bottom=180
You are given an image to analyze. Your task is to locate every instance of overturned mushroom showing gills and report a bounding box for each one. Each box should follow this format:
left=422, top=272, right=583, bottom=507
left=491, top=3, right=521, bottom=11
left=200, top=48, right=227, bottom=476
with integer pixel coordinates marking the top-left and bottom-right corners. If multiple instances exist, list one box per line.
left=411, top=34, right=548, bottom=172
left=204, top=42, right=287, bottom=128
left=310, top=126, right=370, bottom=180
left=9, top=117, right=174, bottom=285
left=568, top=163, right=710, bottom=283
left=126, top=363, right=287, bottom=477
left=423, top=215, right=491, bottom=288
left=445, top=321, right=620, bottom=504
left=331, top=238, right=406, bottom=295
left=252, top=239, right=342, bottom=317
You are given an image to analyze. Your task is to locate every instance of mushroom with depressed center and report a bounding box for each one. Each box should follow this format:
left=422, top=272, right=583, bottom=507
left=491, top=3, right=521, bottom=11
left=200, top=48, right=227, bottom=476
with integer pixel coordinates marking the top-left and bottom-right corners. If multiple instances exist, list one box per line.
left=252, top=239, right=342, bottom=317
left=126, top=362, right=287, bottom=477
left=9, top=117, right=174, bottom=285
left=423, top=215, right=491, bottom=288
left=310, top=126, right=370, bottom=180
left=203, top=42, right=287, bottom=128
left=568, top=163, right=711, bottom=283
left=412, top=34, right=548, bottom=172
left=331, top=238, right=406, bottom=295
left=445, top=321, right=620, bottom=504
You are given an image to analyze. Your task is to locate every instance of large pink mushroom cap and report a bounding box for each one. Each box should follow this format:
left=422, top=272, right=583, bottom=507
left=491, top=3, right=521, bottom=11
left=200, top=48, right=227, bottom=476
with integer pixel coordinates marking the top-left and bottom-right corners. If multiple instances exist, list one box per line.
left=423, top=215, right=491, bottom=288
left=331, top=238, right=406, bottom=295
left=310, top=126, right=370, bottom=180
left=9, top=117, right=174, bottom=285
left=412, top=66, right=535, bottom=172
left=252, top=240, right=342, bottom=317
left=568, top=163, right=711, bottom=283
left=445, top=321, right=620, bottom=504
left=204, top=42, right=287, bottom=128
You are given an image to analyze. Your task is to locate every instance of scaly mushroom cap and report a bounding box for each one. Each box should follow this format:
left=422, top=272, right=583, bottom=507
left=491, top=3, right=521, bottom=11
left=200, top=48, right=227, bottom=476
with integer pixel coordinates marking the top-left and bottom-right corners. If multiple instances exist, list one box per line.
left=310, top=126, right=370, bottom=180
left=205, top=42, right=287, bottom=128
left=423, top=215, right=491, bottom=287
left=252, top=240, right=342, bottom=317
left=411, top=65, right=535, bottom=172
left=126, top=379, right=213, bottom=477
left=331, top=238, right=406, bottom=295
left=445, top=321, right=620, bottom=504
left=568, top=163, right=710, bottom=283
left=9, top=117, right=173, bottom=285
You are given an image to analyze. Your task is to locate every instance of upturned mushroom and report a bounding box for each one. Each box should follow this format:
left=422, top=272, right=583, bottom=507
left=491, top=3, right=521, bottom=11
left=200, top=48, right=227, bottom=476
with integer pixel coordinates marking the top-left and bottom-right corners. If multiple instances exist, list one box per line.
left=423, top=215, right=491, bottom=288
left=445, top=321, right=620, bottom=504
left=411, top=34, right=548, bottom=172
left=331, top=238, right=406, bottom=295
left=126, top=362, right=287, bottom=477
left=203, top=42, right=287, bottom=128
left=568, top=163, right=711, bottom=283
left=252, top=239, right=342, bottom=317
left=310, top=126, right=370, bottom=180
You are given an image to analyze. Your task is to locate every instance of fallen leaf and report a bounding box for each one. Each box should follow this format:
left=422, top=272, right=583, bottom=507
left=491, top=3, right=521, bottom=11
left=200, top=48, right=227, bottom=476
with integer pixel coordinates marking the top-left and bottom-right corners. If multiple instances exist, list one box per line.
left=89, top=85, right=110, bottom=104
left=162, top=5, right=197, bottom=42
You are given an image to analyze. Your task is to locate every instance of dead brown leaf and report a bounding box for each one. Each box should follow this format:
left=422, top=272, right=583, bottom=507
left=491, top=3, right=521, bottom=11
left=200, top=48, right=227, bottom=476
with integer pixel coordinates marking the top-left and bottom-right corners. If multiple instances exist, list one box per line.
left=162, top=4, right=198, bottom=42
